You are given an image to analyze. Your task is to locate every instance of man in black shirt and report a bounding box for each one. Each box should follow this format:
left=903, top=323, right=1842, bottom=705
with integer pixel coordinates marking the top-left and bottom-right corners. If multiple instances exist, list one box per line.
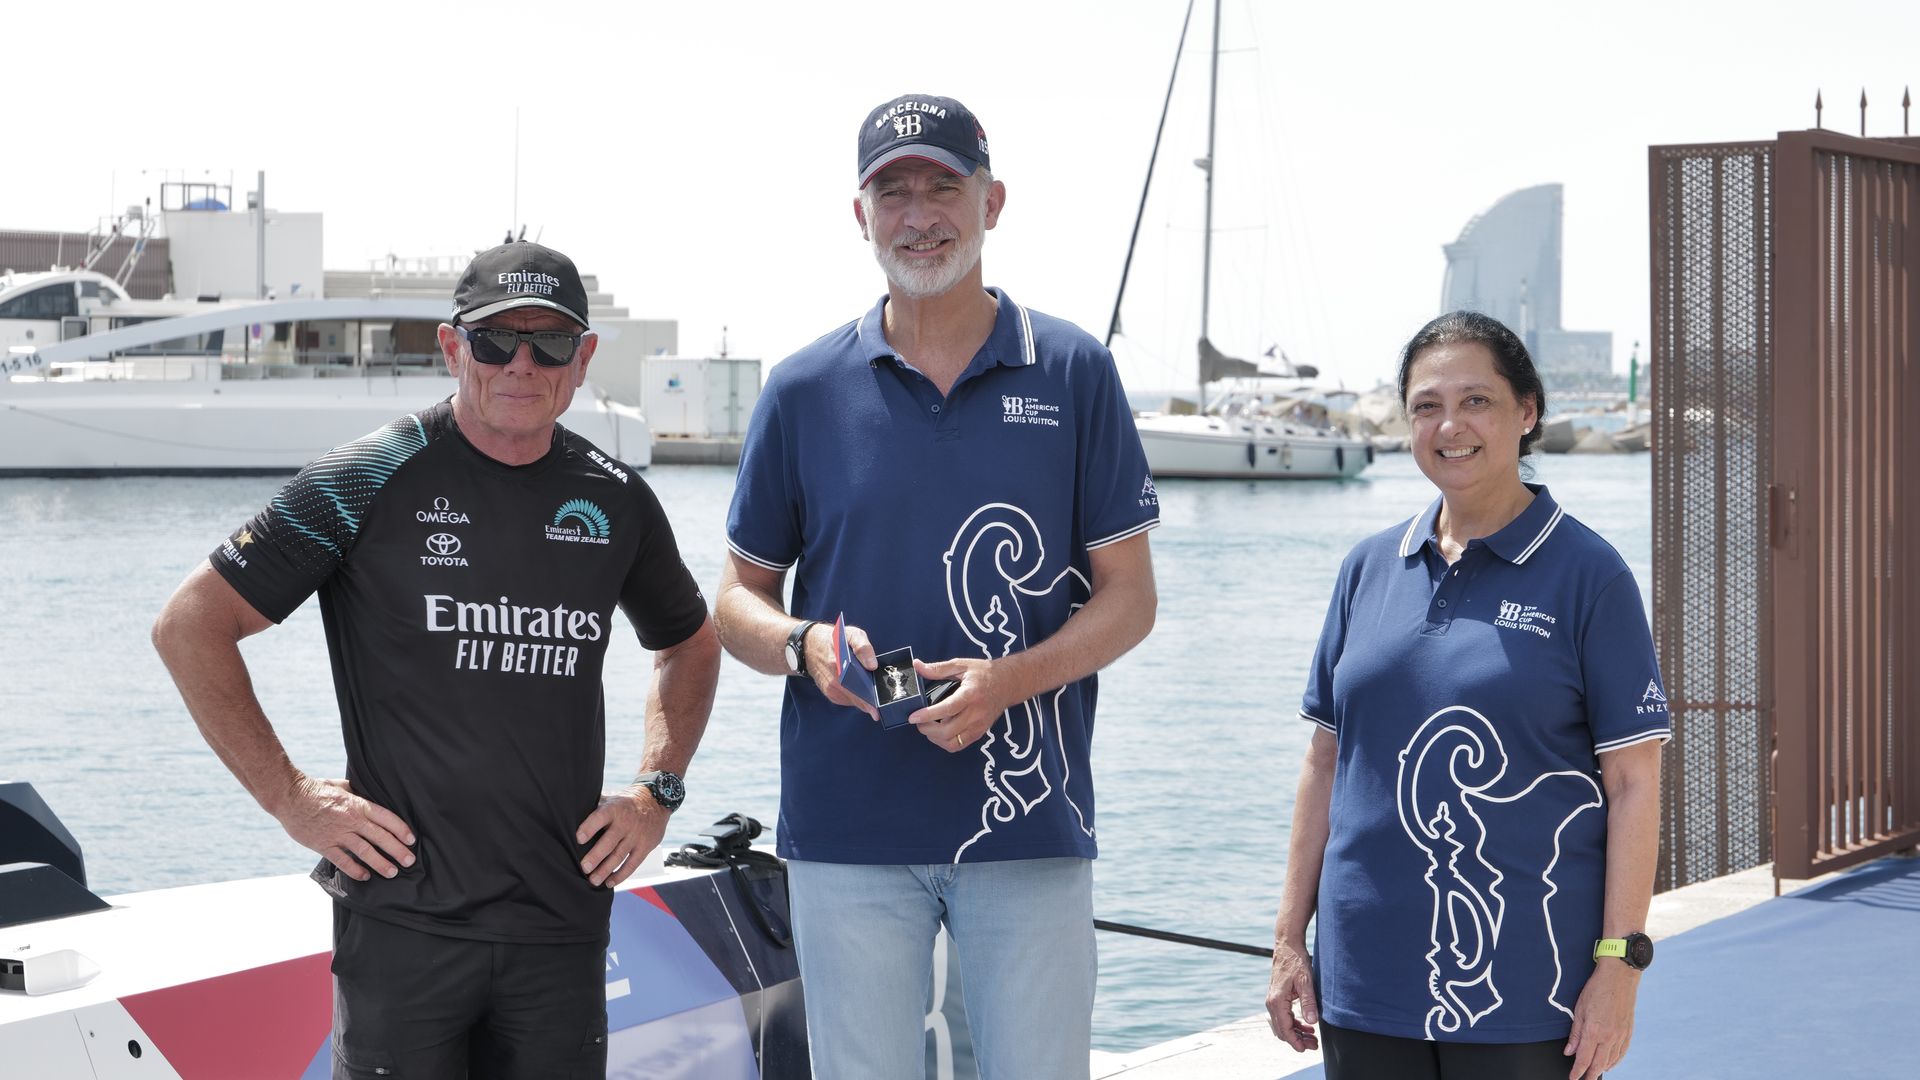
left=152, top=241, right=720, bottom=1077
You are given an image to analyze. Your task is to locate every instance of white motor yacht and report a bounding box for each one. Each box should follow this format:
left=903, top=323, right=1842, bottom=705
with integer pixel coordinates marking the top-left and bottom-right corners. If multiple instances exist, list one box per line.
left=0, top=182, right=658, bottom=476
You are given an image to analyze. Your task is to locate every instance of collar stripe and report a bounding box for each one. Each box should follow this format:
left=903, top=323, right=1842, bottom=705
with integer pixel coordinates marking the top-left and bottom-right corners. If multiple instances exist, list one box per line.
left=1512, top=504, right=1566, bottom=565
left=1016, top=301, right=1036, bottom=366
left=1397, top=512, right=1424, bottom=558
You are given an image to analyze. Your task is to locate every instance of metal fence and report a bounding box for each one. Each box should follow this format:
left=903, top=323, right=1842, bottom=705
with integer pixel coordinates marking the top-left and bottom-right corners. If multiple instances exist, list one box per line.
left=1651, top=129, right=1920, bottom=889
left=1649, top=142, right=1776, bottom=891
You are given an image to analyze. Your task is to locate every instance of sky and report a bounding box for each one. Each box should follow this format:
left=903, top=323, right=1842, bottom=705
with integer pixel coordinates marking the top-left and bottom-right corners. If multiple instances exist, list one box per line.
left=8, top=0, right=1916, bottom=395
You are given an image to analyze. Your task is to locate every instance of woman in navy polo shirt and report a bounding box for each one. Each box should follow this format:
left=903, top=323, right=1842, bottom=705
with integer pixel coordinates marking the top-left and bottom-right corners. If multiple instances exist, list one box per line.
left=1264, top=311, right=1669, bottom=1080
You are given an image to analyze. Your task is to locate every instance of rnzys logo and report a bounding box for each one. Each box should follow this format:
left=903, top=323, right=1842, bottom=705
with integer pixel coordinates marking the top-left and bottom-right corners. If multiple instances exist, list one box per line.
left=417, top=496, right=472, bottom=525
left=1493, top=600, right=1556, bottom=639
left=1637, top=679, right=1669, bottom=715
left=545, top=498, right=612, bottom=546
left=1138, top=475, right=1158, bottom=508
left=1000, top=395, right=1061, bottom=427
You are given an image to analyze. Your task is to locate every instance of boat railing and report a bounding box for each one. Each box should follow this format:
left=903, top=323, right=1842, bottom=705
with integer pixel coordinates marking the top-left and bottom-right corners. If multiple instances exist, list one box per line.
left=217, top=352, right=448, bottom=379
left=34, top=352, right=451, bottom=384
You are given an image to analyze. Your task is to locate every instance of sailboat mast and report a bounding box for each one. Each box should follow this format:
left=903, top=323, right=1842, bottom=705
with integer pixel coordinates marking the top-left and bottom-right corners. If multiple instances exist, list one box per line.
left=1199, top=0, right=1221, bottom=406
left=1104, top=0, right=1198, bottom=349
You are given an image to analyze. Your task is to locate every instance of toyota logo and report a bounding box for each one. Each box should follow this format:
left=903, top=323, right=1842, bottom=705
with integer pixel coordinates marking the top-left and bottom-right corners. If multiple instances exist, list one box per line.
left=426, top=533, right=462, bottom=556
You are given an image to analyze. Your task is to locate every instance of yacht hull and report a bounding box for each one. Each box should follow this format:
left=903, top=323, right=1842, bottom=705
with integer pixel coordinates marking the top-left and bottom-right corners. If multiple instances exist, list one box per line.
left=0, top=865, right=799, bottom=1078
left=0, top=377, right=652, bottom=475
left=1136, top=414, right=1370, bottom=480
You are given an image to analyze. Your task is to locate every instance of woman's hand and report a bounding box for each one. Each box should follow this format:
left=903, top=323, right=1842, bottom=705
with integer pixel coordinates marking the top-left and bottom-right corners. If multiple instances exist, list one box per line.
left=1564, top=961, right=1639, bottom=1078
left=1265, top=939, right=1320, bottom=1052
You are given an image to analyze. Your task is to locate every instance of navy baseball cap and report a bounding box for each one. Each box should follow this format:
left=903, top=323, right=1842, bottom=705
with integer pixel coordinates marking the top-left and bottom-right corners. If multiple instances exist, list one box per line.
left=451, top=241, right=590, bottom=329
left=858, top=94, right=991, bottom=188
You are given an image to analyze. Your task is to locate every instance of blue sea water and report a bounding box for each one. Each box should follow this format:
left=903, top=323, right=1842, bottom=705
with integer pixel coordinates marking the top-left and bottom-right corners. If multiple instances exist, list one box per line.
left=0, top=451, right=1651, bottom=1052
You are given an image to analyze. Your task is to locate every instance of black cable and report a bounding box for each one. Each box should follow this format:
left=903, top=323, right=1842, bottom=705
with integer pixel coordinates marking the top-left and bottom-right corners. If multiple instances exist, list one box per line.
left=666, top=815, right=1274, bottom=960
left=1095, top=918, right=1273, bottom=958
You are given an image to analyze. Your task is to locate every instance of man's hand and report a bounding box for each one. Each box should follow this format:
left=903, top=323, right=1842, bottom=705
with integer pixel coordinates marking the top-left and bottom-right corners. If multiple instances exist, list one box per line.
left=575, top=785, right=671, bottom=888
left=275, top=775, right=414, bottom=882
left=811, top=621, right=879, bottom=721
left=1265, top=938, right=1320, bottom=1052
left=1564, top=961, right=1639, bottom=1078
left=907, top=656, right=1012, bottom=752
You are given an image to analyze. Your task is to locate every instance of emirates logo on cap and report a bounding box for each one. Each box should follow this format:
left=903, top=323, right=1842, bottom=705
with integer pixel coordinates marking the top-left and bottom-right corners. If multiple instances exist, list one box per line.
left=497, top=271, right=559, bottom=296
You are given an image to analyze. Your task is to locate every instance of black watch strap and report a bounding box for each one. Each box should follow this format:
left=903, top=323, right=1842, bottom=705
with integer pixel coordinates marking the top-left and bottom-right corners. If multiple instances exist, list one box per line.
left=787, top=619, right=821, bottom=679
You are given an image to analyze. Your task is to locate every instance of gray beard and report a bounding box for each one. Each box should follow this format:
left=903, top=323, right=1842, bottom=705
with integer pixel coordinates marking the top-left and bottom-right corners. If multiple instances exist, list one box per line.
left=872, top=212, right=986, bottom=299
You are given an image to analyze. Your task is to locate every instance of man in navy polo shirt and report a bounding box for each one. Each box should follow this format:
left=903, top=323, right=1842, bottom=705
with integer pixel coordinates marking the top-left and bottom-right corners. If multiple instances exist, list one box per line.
left=715, top=93, right=1159, bottom=1079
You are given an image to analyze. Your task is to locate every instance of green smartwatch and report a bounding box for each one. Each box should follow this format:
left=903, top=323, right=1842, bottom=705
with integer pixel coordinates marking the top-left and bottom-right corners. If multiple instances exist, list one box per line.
left=1593, top=932, right=1654, bottom=970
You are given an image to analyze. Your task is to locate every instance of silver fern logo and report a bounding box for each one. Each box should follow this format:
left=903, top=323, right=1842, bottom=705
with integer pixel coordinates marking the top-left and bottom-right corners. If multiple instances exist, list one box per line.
left=544, top=498, right=612, bottom=545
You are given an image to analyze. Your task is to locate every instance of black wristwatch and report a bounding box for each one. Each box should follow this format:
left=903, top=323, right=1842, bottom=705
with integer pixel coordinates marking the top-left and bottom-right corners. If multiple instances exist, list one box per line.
left=633, top=770, right=685, bottom=812
left=786, top=619, right=820, bottom=679
left=1593, top=931, right=1654, bottom=971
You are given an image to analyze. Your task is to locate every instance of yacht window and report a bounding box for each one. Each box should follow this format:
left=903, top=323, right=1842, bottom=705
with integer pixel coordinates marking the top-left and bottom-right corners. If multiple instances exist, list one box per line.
left=0, top=283, right=79, bottom=320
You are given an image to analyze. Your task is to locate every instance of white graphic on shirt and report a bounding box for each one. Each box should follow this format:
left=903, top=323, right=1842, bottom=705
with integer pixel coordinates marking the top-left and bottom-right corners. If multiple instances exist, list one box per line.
left=943, top=503, right=1090, bottom=863
left=1396, top=706, right=1604, bottom=1038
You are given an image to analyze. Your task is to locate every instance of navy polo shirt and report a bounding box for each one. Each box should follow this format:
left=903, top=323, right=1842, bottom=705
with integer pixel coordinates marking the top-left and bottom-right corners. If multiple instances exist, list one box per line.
left=728, top=288, right=1159, bottom=865
left=1299, top=486, right=1669, bottom=1043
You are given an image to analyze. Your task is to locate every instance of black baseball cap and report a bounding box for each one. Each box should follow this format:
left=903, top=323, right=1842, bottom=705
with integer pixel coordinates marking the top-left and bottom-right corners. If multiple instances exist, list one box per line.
left=451, top=241, right=590, bottom=329
left=858, top=94, right=991, bottom=188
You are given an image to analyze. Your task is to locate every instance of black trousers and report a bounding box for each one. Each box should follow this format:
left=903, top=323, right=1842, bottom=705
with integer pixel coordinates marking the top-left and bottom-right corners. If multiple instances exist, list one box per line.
left=1321, top=1021, right=1589, bottom=1080
left=330, top=904, right=609, bottom=1080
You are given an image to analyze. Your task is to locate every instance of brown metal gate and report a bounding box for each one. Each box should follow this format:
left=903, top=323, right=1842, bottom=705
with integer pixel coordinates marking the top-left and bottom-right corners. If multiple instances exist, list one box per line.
left=1771, top=131, right=1920, bottom=878
left=1651, top=129, right=1920, bottom=890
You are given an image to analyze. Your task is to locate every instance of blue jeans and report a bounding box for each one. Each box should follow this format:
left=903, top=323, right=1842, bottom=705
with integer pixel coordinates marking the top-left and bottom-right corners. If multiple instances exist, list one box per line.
left=785, top=857, right=1096, bottom=1080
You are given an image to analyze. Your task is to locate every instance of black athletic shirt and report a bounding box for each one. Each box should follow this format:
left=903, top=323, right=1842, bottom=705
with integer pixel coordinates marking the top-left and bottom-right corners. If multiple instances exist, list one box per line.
left=210, top=400, right=707, bottom=943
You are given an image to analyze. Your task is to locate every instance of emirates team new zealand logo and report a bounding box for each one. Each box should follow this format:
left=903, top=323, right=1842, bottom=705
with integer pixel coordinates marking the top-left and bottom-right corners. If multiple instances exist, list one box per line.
left=544, top=498, right=612, bottom=546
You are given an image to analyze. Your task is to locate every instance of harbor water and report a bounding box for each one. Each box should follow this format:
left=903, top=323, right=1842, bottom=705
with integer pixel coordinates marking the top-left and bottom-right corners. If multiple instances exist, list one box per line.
left=0, top=451, right=1652, bottom=1052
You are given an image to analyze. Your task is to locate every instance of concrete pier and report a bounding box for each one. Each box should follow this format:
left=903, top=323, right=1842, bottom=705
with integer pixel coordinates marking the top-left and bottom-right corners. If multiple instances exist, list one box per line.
left=1090, top=861, right=1844, bottom=1079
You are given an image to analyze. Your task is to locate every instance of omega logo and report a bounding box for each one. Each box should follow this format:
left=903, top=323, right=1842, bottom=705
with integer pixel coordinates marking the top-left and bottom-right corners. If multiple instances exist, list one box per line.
left=417, top=496, right=473, bottom=525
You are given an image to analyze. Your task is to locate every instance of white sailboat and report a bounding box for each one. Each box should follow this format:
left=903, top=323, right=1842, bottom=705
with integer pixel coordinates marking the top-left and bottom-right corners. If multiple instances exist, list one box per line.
left=1114, top=0, right=1371, bottom=481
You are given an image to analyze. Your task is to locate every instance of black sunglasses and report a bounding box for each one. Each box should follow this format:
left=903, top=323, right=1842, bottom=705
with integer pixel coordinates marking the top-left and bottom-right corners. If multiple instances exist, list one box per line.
left=458, top=325, right=583, bottom=367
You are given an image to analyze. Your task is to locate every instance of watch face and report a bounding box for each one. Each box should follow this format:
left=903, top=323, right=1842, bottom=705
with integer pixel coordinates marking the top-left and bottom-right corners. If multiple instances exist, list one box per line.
left=640, top=771, right=685, bottom=809
left=653, top=772, right=686, bottom=807
left=1626, top=934, right=1654, bottom=969
left=786, top=623, right=812, bottom=675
